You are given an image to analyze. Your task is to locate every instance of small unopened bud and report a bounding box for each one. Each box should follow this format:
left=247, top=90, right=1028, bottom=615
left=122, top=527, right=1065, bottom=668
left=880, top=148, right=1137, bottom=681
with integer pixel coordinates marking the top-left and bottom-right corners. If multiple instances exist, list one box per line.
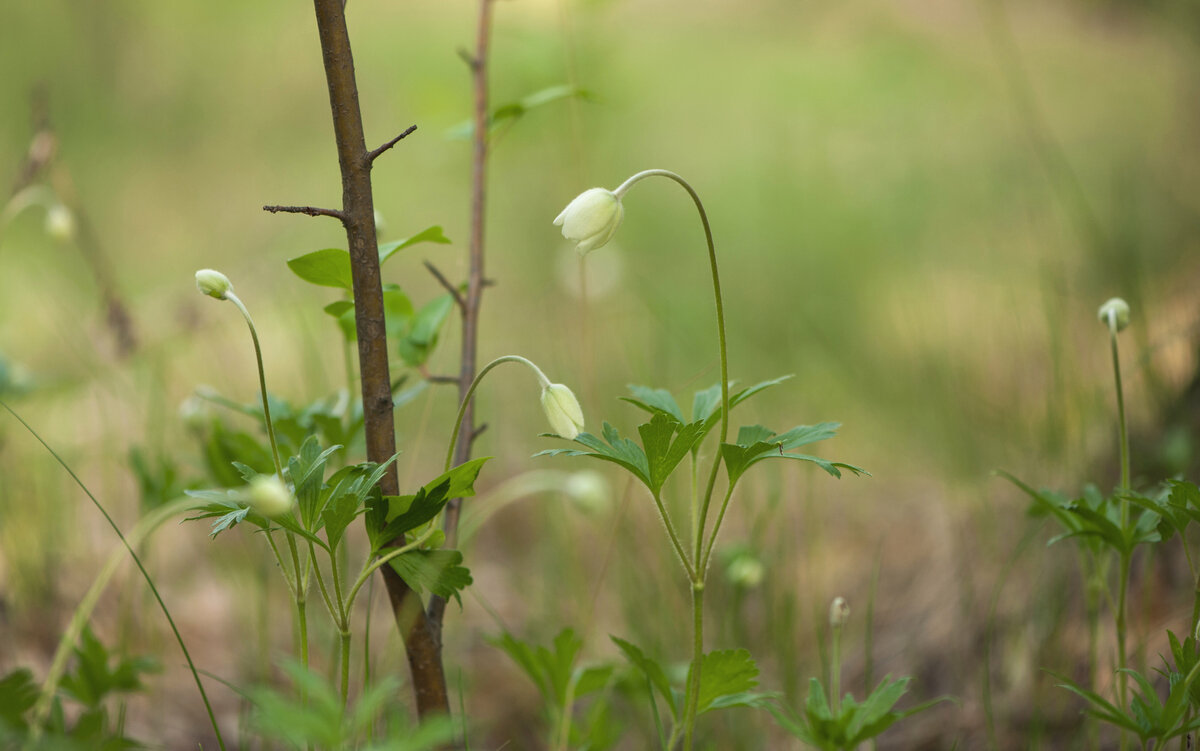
left=829, top=596, right=850, bottom=629
left=1098, top=298, right=1130, bottom=334
left=44, top=204, right=75, bottom=242
left=541, top=383, right=585, bottom=440
left=246, top=475, right=294, bottom=518
left=553, top=188, right=624, bottom=254
left=195, top=269, right=233, bottom=300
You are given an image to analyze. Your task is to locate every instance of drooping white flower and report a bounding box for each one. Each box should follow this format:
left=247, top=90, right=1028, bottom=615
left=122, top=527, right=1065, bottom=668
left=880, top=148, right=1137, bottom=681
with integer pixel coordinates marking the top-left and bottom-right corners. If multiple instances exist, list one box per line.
left=540, top=383, right=585, bottom=440
left=1098, top=297, right=1131, bottom=334
left=246, top=475, right=294, bottom=518
left=195, top=269, right=233, bottom=300
left=553, top=188, right=624, bottom=254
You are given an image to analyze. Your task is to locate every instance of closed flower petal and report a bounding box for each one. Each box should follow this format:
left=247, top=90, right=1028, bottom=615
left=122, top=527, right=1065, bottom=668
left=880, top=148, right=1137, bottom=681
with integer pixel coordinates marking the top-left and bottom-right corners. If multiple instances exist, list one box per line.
left=1098, top=297, right=1131, bottom=333
left=553, top=188, right=624, bottom=254
left=195, top=269, right=233, bottom=300
left=541, top=383, right=585, bottom=439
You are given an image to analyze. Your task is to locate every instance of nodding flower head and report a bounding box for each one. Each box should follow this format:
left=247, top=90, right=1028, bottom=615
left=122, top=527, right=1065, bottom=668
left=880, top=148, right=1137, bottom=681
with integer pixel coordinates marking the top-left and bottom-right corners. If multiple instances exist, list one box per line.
left=553, top=188, right=624, bottom=254
left=1098, top=298, right=1131, bottom=334
left=246, top=475, right=294, bottom=518
left=195, top=269, right=233, bottom=301
left=541, top=383, right=585, bottom=440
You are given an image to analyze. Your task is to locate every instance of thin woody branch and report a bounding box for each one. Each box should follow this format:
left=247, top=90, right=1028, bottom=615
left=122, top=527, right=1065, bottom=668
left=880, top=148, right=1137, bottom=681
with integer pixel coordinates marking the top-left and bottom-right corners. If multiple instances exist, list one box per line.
left=309, top=0, right=449, bottom=718
left=366, top=124, right=418, bottom=165
left=423, top=260, right=466, bottom=311
left=263, top=204, right=345, bottom=221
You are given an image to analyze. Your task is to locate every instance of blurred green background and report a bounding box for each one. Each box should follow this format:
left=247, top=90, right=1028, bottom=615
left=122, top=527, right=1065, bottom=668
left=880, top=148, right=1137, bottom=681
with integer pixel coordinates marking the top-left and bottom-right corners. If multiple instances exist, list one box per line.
left=1, top=0, right=1199, bottom=747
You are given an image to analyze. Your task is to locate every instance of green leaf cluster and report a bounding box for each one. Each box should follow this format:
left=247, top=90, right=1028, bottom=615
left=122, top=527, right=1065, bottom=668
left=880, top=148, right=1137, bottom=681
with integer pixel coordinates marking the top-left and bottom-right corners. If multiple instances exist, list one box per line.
left=249, top=661, right=456, bottom=750
left=767, top=675, right=946, bottom=750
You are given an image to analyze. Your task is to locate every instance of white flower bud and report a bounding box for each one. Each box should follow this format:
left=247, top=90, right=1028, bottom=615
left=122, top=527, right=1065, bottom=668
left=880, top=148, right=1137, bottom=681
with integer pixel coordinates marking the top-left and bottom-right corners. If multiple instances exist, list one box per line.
left=178, top=396, right=209, bottom=430
left=829, top=596, right=850, bottom=629
left=541, top=383, right=585, bottom=440
left=1098, top=297, right=1130, bottom=334
left=246, top=475, right=294, bottom=518
left=195, top=269, right=233, bottom=300
left=44, top=204, right=75, bottom=242
left=553, top=188, right=624, bottom=254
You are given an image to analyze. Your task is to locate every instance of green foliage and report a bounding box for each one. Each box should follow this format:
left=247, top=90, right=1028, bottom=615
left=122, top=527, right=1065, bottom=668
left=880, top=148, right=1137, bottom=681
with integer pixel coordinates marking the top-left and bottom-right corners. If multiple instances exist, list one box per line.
left=721, top=423, right=867, bottom=485
left=387, top=549, right=472, bottom=605
left=366, top=457, right=489, bottom=551
left=612, top=636, right=775, bottom=746
left=249, top=661, right=456, bottom=750
left=1054, top=665, right=1200, bottom=746
left=448, top=84, right=591, bottom=138
left=767, top=675, right=945, bottom=750
left=0, top=630, right=157, bottom=749
left=491, top=628, right=615, bottom=718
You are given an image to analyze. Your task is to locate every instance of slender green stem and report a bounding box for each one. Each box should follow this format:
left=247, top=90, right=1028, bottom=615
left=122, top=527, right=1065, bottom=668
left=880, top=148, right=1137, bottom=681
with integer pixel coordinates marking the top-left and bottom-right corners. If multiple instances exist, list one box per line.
left=2, top=400, right=227, bottom=751
left=306, top=540, right=340, bottom=622
left=330, top=549, right=348, bottom=625
left=1110, top=328, right=1130, bottom=496
left=614, top=170, right=730, bottom=555
left=346, top=528, right=438, bottom=613
left=444, top=354, right=551, bottom=473
left=284, top=534, right=310, bottom=668
left=831, top=622, right=843, bottom=715
left=226, top=292, right=283, bottom=477
left=682, top=583, right=705, bottom=751
left=339, top=630, right=352, bottom=707
left=297, top=599, right=310, bottom=672
left=651, top=491, right=695, bottom=581
left=700, top=483, right=737, bottom=574
left=554, top=675, right=579, bottom=751
left=263, top=529, right=298, bottom=597
left=1117, top=551, right=1131, bottom=713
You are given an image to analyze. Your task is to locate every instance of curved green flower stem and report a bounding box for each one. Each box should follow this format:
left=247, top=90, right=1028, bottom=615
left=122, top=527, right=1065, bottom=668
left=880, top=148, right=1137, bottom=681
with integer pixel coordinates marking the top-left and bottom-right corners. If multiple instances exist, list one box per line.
left=444, top=355, right=551, bottom=474
left=2, top=399, right=228, bottom=751
left=1108, top=324, right=1131, bottom=733
left=614, top=170, right=728, bottom=751
left=306, top=540, right=340, bottom=628
left=831, top=618, right=844, bottom=715
left=264, top=529, right=297, bottom=596
left=339, top=629, right=352, bottom=707
left=700, top=483, right=738, bottom=574
left=682, top=583, right=705, bottom=751
left=651, top=491, right=696, bottom=582
left=285, top=533, right=310, bottom=670
left=226, top=292, right=283, bottom=478
left=27, top=498, right=225, bottom=750
left=613, top=169, right=730, bottom=553
left=1116, top=550, right=1131, bottom=717
left=345, top=528, right=439, bottom=614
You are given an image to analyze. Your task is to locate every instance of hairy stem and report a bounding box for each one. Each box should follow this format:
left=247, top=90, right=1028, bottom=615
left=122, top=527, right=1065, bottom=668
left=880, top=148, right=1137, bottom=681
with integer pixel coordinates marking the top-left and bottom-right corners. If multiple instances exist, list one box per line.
left=683, top=583, right=705, bottom=751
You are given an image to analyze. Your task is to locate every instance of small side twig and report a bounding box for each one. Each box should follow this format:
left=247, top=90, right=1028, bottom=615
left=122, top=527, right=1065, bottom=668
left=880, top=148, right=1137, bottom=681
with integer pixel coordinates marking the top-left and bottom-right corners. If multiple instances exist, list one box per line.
left=366, top=124, right=418, bottom=165
left=263, top=204, right=345, bottom=221
left=423, top=260, right=466, bottom=311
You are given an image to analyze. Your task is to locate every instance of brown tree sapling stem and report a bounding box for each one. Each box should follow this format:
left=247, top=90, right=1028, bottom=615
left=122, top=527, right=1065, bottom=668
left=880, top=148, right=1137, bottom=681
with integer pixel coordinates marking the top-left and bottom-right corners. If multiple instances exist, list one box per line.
left=294, top=0, right=450, bottom=717
left=428, top=0, right=495, bottom=634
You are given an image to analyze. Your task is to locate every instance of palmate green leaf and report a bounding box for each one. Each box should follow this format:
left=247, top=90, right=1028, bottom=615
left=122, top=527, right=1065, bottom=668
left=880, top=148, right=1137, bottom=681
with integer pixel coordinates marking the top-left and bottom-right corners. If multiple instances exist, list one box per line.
left=611, top=636, right=678, bottom=722
left=1052, top=671, right=1142, bottom=734
left=60, top=627, right=159, bottom=709
left=0, top=669, right=36, bottom=731
left=621, top=385, right=685, bottom=423
left=695, top=649, right=759, bottom=714
left=535, top=422, right=651, bottom=488
left=541, top=629, right=585, bottom=707
left=638, top=413, right=708, bottom=493
left=388, top=549, right=472, bottom=606
left=398, top=294, right=454, bottom=367
left=288, top=435, right=343, bottom=529
left=721, top=422, right=865, bottom=485
left=367, top=458, right=489, bottom=550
